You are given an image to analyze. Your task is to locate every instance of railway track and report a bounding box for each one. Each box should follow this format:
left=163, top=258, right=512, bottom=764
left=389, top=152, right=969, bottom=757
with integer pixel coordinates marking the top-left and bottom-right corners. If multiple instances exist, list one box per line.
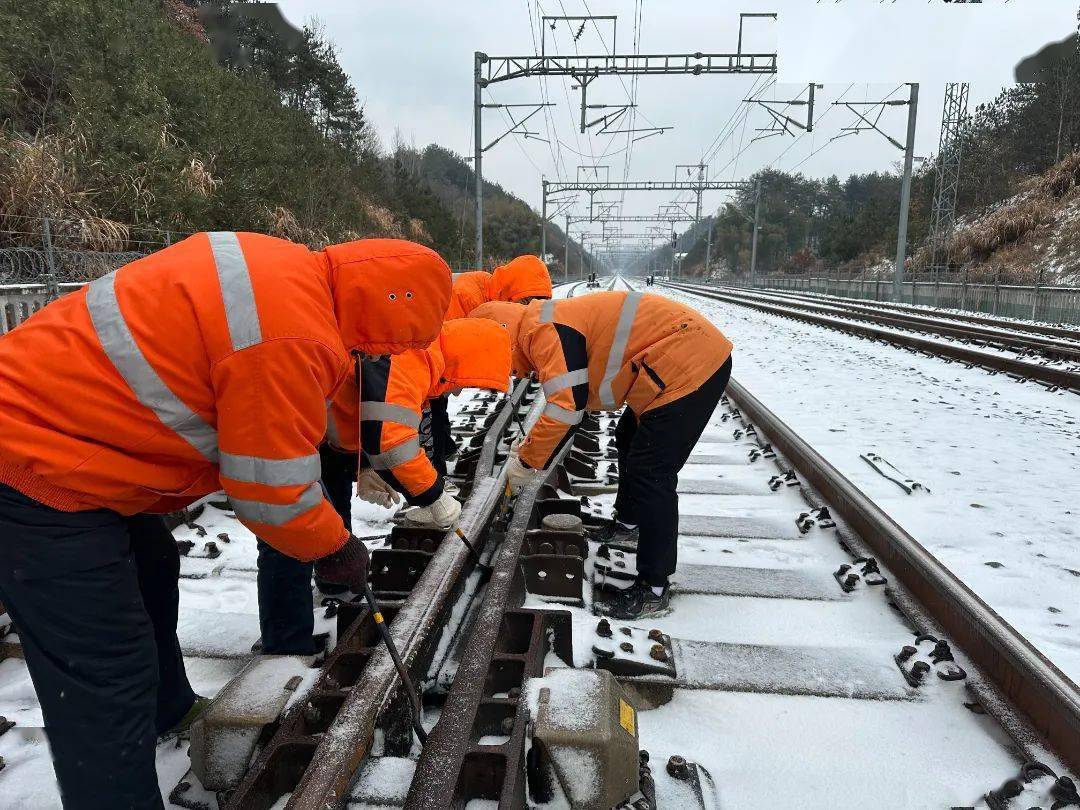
left=181, top=275, right=1078, bottom=809
left=663, top=281, right=1080, bottom=393
left=753, top=286, right=1080, bottom=344
left=718, top=285, right=1080, bottom=361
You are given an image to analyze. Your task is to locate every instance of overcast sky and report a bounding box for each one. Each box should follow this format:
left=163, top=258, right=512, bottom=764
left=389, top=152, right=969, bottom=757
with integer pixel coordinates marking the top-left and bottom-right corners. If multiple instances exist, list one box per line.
left=277, top=0, right=1075, bottom=230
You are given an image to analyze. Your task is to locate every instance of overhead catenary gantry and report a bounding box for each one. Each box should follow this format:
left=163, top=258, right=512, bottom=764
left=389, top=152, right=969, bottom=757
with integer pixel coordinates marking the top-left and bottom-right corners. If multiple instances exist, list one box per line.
left=831, top=84, right=920, bottom=300
left=566, top=214, right=695, bottom=224
left=541, top=173, right=754, bottom=279
left=561, top=213, right=697, bottom=283
left=472, top=16, right=778, bottom=264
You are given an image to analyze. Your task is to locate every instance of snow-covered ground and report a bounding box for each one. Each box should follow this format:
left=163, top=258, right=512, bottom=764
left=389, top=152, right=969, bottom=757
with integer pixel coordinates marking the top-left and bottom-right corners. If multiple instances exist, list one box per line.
left=655, top=281, right=1080, bottom=684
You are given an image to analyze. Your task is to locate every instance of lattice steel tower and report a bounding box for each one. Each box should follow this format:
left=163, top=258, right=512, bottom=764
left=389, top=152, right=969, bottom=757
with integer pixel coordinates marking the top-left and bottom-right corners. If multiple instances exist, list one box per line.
left=927, top=83, right=969, bottom=280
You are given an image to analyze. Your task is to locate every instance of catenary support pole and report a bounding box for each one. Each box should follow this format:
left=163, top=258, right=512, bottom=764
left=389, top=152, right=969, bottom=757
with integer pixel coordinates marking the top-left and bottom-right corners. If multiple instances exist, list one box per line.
left=474, top=52, right=484, bottom=268
left=540, top=180, right=548, bottom=260
left=564, top=215, right=570, bottom=283
left=893, top=82, right=920, bottom=302
left=704, top=215, right=714, bottom=280
left=749, top=179, right=762, bottom=288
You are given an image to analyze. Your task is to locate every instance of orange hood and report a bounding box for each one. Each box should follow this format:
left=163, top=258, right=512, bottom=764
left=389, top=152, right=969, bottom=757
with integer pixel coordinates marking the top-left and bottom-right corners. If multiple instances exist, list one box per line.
left=323, top=238, right=452, bottom=355
left=488, top=255, right=552, bottom=303
left=470, top=300, right=534, bottom=377
left=435, top=318, right=512, bottom=395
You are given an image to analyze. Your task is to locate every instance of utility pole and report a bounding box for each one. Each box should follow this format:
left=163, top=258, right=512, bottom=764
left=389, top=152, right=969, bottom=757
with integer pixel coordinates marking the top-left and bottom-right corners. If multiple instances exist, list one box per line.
left=564, top=214, right=571, bottom=284
left=893, top=83, right=919, bottom=301
left=833, top=84, right=921, bottom=302
left=749, top=179, right=762, bottom=288
left=704, top=216, right=714, bottom=280
left=540, top=179, right=548, bottom=260
left=473, top=52, right=484, bottom=268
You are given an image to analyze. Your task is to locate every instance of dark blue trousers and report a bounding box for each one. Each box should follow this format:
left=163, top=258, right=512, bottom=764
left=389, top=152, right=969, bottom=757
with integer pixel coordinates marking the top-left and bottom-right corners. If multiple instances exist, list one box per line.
left=256, top=445, right=355, bottom=655
left=613, top=358, right=732, bottom=587
left=0, top=484, right=195, bottom=809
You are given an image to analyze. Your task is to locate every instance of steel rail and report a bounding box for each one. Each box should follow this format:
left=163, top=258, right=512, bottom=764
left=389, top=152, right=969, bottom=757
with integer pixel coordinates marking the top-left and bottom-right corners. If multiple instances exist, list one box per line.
left=715, top=285, right=1080, bottom=362
left=282, top=382, right=536, bottom=808
left=223, top=382, right=531, bottom=808
left=726, top=378, right=1080, bottom=773
left=405, top=443, right=574, bottom=809
left=664, top=282, right=1080, bottom=391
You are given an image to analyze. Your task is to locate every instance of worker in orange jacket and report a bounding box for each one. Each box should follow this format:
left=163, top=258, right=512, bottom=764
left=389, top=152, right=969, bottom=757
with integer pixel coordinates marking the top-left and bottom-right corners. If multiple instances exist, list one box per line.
left=254, top=319, right=511, bottom=656
left=426, top=254, right=552, bottom=474
left=0, top=233, right=451, bottom=809
left=444, top=254, right=553, bottom=319
left=330, top=319, right=511, bottom=523
left=474, top=291, right=733, bottom=620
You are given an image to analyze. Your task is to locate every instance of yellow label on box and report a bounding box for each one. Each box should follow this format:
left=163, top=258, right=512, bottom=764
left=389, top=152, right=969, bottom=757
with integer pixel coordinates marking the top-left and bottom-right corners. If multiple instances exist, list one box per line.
left=619, top=699, right=636, bottom=736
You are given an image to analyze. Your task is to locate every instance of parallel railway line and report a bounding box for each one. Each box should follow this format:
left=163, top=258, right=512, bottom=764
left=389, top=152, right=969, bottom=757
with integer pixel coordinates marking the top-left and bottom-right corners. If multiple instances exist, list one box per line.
left=663, top=281, right=1080, bottom=393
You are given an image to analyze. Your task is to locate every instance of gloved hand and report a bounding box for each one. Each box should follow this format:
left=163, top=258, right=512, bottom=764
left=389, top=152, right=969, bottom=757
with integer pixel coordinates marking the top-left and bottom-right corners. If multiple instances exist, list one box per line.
left=357, top=469, right=401, bottom=509
left=505, top=452, right=539, bottom=496
left=401, top=491, right=462, bottom=530
left=314, top=535, right=370, bottom=591
left=509, top=435, right=524, bottom=454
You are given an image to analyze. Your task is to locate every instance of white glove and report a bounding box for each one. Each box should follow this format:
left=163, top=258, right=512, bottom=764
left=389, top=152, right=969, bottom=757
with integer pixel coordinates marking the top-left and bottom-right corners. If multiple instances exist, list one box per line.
left=509, top=435, right=524, bottom=453
left=402, top=491, right=462, bottom=530
left=505, top=452, right=539, bottom=496
left=357, top=469, right=401, bottom=509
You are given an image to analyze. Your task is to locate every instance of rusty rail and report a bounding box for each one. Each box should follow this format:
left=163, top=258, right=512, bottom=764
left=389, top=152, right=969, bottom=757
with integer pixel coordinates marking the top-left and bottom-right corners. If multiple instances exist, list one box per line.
left=714, top=285, right=1080, bottom=362
left=404, top=451, right=577, bottom=808
left=739, top=283, right=1080, bottom=343
left=664, top=282, right=1080, bottom=391
left=726, top=378, right=1080, bottom=773
left=715, top=285, right=1080, bottom=361
left=224, top=380, right=538, bottom=809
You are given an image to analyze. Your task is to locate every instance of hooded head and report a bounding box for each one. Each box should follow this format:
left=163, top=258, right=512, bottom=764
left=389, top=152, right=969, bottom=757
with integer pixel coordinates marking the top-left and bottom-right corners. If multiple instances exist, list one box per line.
left=323, top=239, right=452, bottom=356
left=436, top=318, right=512, bottom=395
left=471, top=300, right=534, bottom=377
left=488, top=255, right=552, bottom=303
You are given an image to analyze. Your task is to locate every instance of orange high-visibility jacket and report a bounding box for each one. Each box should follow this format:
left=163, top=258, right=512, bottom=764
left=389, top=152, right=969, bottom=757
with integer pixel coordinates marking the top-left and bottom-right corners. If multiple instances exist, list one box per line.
left=444, top=255, right=553, bottom=319
left=473, top=291, right=733, bottom=470
left=327, top=319, right=511, bottom=504
left=0, top=233, right=451, bottom=560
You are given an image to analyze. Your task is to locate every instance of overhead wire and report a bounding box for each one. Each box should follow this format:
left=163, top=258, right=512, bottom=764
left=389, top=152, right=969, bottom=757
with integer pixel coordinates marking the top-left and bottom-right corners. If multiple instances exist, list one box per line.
left=526, top=0, right=569, bottom=183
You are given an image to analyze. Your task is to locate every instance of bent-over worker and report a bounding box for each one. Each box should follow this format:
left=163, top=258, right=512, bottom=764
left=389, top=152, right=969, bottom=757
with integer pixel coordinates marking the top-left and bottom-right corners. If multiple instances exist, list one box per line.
left=341, top=318, right=512, bottom=525
left=255, top=318, right=511, bottom=656
left=473, top=291, right=733, bottom=620
left=0, top=233, right=451, bottom=809
left=426, top=255, right=553, bottom=469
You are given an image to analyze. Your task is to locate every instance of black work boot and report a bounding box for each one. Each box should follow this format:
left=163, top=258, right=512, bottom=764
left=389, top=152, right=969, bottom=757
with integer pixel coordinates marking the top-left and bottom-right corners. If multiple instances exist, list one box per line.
left=599, top=580, right=671, bottom=620
left=588, top=520, right=639, bottom=553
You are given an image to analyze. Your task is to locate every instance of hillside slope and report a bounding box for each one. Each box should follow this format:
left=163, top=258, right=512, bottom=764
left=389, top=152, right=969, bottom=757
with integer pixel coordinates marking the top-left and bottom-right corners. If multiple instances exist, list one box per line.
left=0, top=0, right=580, bottom=273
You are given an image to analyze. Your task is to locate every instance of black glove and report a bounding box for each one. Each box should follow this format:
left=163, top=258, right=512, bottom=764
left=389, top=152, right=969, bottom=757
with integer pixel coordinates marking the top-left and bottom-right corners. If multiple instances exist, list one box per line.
left=314, top=535, right=370, bottom=591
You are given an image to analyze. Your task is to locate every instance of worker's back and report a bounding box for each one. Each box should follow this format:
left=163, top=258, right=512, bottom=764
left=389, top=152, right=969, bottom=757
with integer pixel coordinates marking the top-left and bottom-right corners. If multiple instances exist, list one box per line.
left=0, top=232, right=347, bottom=516
left=520, top=291, right=732, bottom=414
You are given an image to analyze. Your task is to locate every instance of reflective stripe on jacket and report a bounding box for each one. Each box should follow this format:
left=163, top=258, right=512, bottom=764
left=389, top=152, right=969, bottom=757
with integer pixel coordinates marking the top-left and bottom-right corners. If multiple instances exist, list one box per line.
left=0, top=234, right=452, bottom=560
left=473, top=291, right=733, bottom=470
